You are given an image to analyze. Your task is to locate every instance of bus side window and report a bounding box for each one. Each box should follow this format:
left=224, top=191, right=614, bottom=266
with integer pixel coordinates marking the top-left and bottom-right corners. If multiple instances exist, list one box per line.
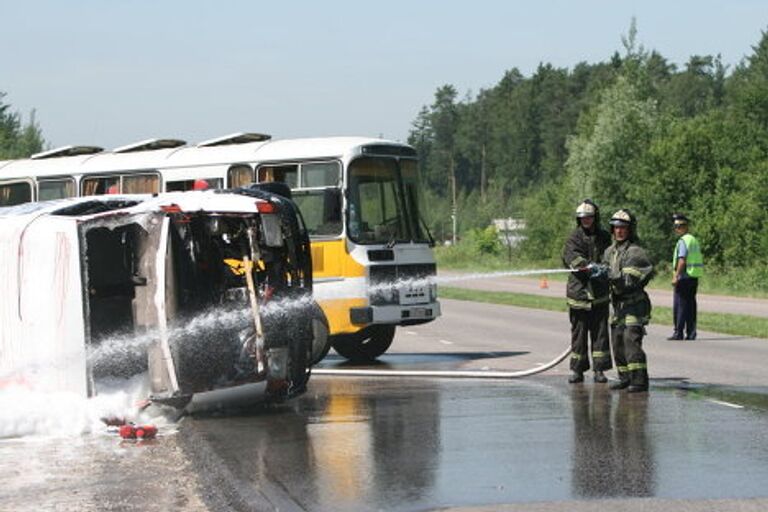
left=38, top=178, right=76, bottom=201
left=227, top=165, right=254, bottom=188
left=82, top=176, right=120, bottom=196
left=292, top=188, right=342, bottom=237
left=166, top=178, right=223, bottom=192
left=302, top=162, right=340, bottom=188
left=257, top=165, right=298, bottom=188
left=0, top=181, right=33, bottom=206
left=123, top=174, right=160, bottom=194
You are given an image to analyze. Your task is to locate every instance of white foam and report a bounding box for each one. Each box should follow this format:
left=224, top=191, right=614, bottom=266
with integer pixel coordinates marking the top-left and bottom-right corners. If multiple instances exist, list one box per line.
left=0, top=375, right=147, bottom=440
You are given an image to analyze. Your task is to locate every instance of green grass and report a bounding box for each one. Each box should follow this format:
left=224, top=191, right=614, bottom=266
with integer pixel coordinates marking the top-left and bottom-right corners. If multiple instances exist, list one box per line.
left=440, top=286, right=768, bottom=339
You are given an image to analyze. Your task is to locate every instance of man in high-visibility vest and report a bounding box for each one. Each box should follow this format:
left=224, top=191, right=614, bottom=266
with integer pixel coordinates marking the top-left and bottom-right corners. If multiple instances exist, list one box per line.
left=669, top=213, right=703, bottom=340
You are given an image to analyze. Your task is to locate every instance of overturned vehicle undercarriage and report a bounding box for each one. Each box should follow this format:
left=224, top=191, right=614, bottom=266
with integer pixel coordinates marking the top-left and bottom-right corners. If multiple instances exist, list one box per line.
left=0, top=187, right=328, bottom=408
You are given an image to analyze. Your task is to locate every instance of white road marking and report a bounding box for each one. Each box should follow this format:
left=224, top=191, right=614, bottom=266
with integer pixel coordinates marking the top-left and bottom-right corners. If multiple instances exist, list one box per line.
left=405, top=331, right=418, bottom=335
left=706, top=399, right=744, bottom=409
left=439, top=339, right=453, bottom=345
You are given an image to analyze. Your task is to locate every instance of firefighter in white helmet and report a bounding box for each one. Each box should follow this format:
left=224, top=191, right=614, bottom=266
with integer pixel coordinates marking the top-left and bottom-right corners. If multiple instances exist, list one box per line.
left=604, top=209, right=655, bottom=393
left=562, top=199, right=612, bottom=384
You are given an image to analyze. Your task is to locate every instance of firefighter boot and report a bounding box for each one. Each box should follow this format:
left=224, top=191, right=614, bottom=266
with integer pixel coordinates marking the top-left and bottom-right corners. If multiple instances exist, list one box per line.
left=610, top=379, right=630, bottom=390
left=593, top=370, right=608, bottom=383
left=568, top=372, right=584, bottom=384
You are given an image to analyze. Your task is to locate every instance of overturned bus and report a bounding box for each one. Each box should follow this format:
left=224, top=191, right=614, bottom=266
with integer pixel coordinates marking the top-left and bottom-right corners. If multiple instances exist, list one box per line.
left=0, top=187, right=327, bottom=408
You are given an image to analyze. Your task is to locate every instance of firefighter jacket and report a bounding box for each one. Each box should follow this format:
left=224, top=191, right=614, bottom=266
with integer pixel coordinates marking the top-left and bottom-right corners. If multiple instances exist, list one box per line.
left=562, top=226, right=611, bottom=310
left=603, top=239, right=654, bottom=326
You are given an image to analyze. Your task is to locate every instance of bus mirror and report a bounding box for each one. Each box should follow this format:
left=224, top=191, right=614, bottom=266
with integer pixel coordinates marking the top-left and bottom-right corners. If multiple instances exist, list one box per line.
left=323, top=188, right=342, bottom=224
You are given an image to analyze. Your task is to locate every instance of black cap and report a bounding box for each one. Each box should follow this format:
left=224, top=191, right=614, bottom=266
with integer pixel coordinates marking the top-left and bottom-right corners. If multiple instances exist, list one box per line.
left=672, top=213, right=689, bottom=224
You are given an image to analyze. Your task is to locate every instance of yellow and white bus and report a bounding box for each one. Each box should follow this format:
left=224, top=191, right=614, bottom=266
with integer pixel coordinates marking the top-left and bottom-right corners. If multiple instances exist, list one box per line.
left=0, top=133, right=441, bottom=362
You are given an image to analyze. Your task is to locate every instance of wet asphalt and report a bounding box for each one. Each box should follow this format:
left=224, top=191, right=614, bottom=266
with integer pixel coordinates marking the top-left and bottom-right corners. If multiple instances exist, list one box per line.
left=183, top=367, right=768, bottom=511
left=3, top=297, right=768, bottom=511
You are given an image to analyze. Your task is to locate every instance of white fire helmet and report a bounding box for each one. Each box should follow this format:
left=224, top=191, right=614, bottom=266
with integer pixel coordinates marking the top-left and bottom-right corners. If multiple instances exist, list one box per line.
left=575, top=201, right=597, bottom=218
left=609, top=209, right=633, bottom=226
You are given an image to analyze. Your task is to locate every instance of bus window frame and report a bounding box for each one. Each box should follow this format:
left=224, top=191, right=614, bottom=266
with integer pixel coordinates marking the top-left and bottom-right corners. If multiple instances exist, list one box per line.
left=226, top=163, right=254, bottom=188
left=37, top=176, right=77, bottom=201
left=255, top=159, right=343, bottom=240
left=291, top=187, right=344, bottom=240
left=165, top=177, right=224, bottom=192
left=80, top=171, right=161, bottom=196
left=254, top=159, right=341, bottom=190
left=345, top=155, right=428, bottom=245
left=0, top=178, right=35, bottom=206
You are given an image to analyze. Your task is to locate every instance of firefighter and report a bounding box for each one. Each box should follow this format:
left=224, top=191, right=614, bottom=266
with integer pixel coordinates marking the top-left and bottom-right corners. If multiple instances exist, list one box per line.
left=562, top=199, right=612, bottom=384
left=669, top=213, right=703, bottom=340
left=604, top=209, right=655, bottom=393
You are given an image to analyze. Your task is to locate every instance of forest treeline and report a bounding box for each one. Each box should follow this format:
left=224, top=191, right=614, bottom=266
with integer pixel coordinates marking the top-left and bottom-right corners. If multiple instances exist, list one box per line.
left=408, top=24, right=768, bottom=280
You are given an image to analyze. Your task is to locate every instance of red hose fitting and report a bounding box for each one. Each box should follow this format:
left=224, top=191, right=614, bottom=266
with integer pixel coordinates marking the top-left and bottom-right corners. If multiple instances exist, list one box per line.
left=119, top=424, right=158, bottom=440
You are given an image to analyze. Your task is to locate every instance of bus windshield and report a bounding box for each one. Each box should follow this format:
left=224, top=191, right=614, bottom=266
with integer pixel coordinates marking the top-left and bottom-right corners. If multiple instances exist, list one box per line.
left=347, top=157, right=426, bottom=244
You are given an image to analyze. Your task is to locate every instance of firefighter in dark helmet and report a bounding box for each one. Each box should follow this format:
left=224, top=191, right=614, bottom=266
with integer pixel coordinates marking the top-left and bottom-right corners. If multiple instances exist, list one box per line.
left=562, top=199, right=612, bottom=384
left=604, top=209, right=655, bottom=393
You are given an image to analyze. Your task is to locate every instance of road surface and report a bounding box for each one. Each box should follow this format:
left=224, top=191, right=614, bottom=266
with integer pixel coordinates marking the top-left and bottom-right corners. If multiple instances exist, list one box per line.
left=2, top=299, right=768, bottom=511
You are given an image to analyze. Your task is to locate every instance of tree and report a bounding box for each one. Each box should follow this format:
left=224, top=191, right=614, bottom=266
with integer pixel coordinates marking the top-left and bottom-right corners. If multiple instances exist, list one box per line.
left=0, top=92, right=45, bottom=159
left=728, top=30, right=768, bottom=128
left=565, top=74, right=660, bottom=212
left=660, top=55, right=725, bottom=117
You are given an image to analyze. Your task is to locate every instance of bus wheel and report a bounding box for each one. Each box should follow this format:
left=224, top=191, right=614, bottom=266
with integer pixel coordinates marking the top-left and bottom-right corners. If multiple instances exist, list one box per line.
left=309, top=302, right=331, bottom=365
left=332, top=325, right=395, bottom=362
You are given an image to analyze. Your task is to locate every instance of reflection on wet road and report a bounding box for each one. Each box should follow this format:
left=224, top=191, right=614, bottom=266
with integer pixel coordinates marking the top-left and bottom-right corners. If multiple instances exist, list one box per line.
left=187, top=373, right=768, bottom=511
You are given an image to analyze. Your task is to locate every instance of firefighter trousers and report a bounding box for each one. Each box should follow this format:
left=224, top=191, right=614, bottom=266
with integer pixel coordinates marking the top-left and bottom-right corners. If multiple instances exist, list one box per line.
left=569, top=302, right=612, bottom=373
left=612, top=324, right=648, bottom=387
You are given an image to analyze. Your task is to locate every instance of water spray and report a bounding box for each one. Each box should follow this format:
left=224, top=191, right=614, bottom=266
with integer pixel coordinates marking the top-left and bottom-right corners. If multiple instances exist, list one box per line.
left=366, top=267, right=572, bottom=297
left=434, top=267, right=574, bottom=284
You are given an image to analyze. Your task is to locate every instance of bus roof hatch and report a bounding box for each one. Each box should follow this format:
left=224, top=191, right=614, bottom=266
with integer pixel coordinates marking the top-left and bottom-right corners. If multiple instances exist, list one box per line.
left=113, top=138, right=186, bottom=153
left=196, top=132, right=272, bottom=147
left=31, top=145, right=104, bottom=159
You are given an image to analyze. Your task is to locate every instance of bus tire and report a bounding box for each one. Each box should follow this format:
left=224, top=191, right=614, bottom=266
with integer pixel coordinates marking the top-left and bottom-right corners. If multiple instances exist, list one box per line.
left=331, top=325, right=395, bottom=362
left=309, top=303, right=332, bottom=365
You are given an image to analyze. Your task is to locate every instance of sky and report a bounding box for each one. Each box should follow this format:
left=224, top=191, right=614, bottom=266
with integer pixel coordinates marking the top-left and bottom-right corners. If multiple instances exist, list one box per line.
left=2, top=1, right=767, bottom=151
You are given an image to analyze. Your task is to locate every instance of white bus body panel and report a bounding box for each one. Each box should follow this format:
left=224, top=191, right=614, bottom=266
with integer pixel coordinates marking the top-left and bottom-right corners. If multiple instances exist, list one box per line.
left=0, top=214, right=87, bottom=396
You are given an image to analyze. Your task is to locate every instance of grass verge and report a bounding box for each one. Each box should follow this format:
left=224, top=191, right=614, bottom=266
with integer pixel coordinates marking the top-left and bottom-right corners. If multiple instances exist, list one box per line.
left=440, top=286, right=768, bottom=340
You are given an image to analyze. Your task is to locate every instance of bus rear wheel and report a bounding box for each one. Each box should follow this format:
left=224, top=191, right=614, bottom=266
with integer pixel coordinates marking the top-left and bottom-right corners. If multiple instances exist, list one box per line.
left=331, top=325, right=395, bottom=362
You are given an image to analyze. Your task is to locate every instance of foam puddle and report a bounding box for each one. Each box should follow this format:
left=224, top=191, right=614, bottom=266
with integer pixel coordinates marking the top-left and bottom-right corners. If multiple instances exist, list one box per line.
left=0, top=376, right=145, bottom=440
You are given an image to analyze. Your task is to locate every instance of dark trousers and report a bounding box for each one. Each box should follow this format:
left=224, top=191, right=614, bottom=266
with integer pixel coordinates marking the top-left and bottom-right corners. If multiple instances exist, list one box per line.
left=569, top=303, right=612, bottom=373
left=612, top=325, right=648, bottom=387
left=673, top=278, right=698, bottom=340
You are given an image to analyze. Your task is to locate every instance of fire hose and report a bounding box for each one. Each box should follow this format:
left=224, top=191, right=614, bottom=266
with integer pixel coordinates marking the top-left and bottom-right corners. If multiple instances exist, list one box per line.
left=314, top=267, right=583, bottom=379
left=312, top=345, right=571, bottom=379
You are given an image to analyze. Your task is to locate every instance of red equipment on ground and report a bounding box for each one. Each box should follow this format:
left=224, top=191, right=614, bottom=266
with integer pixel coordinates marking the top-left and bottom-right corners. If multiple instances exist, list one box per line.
left=119, top=424, right=158, bottom=440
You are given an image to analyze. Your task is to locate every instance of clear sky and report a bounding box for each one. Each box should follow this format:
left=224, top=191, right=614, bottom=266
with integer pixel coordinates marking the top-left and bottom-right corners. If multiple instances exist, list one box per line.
left=2, top=1, right=767, bottom=150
